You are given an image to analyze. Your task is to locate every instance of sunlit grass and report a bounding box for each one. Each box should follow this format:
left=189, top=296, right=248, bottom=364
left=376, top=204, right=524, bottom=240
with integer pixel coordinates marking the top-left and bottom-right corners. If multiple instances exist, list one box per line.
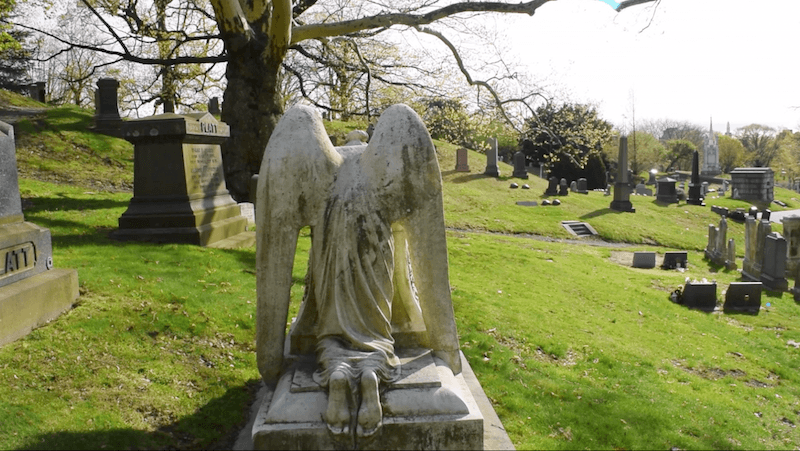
left=3, top=107, right=800, bottom=449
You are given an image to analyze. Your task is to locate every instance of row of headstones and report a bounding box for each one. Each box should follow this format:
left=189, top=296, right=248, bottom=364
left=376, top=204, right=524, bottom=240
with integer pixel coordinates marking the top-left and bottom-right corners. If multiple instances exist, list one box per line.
left=543, top=177, right=588, bottom=195
left=630, top=250, right=763, bottom=313
left=705, top=207, right=800, bottom=299
left=674, top=280, right=763, bottom=314
left=630, top=246, right=765, bottom=313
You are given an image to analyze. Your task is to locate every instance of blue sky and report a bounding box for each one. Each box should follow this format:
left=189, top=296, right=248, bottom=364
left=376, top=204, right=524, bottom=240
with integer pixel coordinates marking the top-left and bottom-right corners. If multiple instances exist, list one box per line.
left=598, top=0, right=620, bottom=8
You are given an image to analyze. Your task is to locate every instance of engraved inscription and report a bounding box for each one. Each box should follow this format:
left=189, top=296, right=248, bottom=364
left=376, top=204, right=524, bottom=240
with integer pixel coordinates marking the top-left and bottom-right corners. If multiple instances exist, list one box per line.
left=188, top=145, right=224, bottom=193
left=1, top=242, right=36, bottom=279
left=187, top=120, right=225, bottom=136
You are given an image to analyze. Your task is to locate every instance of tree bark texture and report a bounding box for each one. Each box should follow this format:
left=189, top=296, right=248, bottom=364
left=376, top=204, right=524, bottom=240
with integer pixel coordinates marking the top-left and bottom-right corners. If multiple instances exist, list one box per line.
left=220, top=42, right=284, bottom=201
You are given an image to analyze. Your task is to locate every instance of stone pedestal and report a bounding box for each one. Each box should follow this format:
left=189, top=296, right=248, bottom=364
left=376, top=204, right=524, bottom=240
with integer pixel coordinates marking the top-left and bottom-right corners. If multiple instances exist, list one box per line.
left=93, top=78, right=123, bottom=137
left=252, top=349, right=484, bottom=450
left=0, top=120, right=78, bottom=346
left=610, top=183, right=634, bottom=212
left=112, top=112, right=247, bottom=246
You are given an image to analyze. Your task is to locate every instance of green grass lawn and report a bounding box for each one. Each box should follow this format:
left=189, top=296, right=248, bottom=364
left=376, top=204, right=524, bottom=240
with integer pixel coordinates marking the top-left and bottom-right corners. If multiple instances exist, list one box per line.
left=2, top=97, right=800, bottom=449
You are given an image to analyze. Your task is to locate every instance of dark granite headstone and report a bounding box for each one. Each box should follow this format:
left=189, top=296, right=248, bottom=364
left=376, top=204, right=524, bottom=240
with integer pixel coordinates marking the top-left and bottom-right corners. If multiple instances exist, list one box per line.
left=723, top=282, right=762, bottom=314
left=761, top=232, right=788, bottom=291
left=512, top=151, right=528, bottom=179
left=576, top=178, right=588, bottom=194
left=94, top=78, right=123, bottom=136
left=632, top=252, right=656, bottom=268
left=112, top=112, right=248, bottom=247
left=681, top=281, right=717, bottom=311
left=544, top=177, right=558, bottom=195
left=662, top=251, right=688, bottom=269
left=0, top=120, right=79, bottom=345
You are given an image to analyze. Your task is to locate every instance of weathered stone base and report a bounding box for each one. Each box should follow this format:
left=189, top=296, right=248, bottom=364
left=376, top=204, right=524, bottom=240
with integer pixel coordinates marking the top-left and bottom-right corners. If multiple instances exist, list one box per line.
left=741, top=268, right=762, bottom=284
left=483, top=165, right=499, bottom=177
left=760, top=273, right=788, bottom=292
left=0, top=268, right=78, bottom=346
left=252, top=349, right=484, bottom=450
left=609, top=200, right=635, bottom=213
left=112, top=195, right=247, bottom=246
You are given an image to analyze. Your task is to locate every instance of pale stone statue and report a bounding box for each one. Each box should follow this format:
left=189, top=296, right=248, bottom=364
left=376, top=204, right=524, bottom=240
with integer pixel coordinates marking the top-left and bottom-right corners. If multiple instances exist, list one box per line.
left=254, top=104, right=462, bottom=439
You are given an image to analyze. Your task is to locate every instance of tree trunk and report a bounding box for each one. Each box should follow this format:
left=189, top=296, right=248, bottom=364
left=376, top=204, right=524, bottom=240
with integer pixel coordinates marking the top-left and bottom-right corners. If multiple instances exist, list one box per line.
left=220, top=41, right=285, bottom=202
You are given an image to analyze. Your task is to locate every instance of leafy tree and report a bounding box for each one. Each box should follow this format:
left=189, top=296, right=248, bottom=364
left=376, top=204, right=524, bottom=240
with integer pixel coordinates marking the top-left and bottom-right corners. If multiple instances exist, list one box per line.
left=0, top=0, right=33, bottom=89
left=12, top=0, right=657, bottom=201
left=419, top=98, right=474, bottom=148
left=737, top=124, right=779, bottom=167
left=521, top=102, right=613, bottom=180
left=718, top=134, right=746, bottom=173
left=774, top=130, right=800, bottom=187
left=628, top=131, right=665, bottom=175
left=664, top=139, right=696, bottom=171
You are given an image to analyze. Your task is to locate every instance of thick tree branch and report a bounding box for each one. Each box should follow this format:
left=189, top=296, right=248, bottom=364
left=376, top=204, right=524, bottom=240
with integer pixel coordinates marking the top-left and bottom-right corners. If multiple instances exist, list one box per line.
left=209, top=0, right=256, bottom=47
left=291, top=0, right=549, bottom=44
left=616, top=0, right=657, bottom=12
left=268, top=0, right=292, bottom=58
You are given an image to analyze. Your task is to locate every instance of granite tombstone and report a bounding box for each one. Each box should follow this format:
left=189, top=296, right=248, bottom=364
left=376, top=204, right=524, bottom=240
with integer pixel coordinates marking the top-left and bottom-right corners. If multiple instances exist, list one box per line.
left=0, top=121, right=79, bottom=346
left=112, top=112, right=248, bottom=247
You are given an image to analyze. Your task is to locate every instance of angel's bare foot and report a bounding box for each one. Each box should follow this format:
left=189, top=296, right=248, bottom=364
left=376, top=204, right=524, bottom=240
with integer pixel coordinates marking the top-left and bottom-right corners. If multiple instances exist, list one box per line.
left=356, top=369, right=382, bottom=437
left=324, top=370, right=350, bottom=435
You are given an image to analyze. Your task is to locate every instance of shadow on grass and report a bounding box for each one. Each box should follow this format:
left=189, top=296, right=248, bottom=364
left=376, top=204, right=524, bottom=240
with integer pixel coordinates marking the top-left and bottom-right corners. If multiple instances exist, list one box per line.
left=579, top=208, right=618, bottom=220
left=651, top=199, right=680, bottom=208
left=22, top=195, right=130, bottom=212
left=19, top=379, right=261, bottom=450
left=448, top=172, right=495, bottom=184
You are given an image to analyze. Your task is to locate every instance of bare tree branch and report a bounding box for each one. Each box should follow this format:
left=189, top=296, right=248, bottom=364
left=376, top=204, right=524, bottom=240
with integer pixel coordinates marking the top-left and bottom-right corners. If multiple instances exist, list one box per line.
left=292, top=0, right=549, bottom=44
left=416, top=25, right=545, bottom=133
left=616, top=0, right=658, bottom=12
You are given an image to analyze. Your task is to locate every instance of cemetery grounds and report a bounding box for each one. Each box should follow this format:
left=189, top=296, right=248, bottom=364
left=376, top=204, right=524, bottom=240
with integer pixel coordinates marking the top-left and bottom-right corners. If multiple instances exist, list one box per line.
left=2, top=96, right=800, bottom=450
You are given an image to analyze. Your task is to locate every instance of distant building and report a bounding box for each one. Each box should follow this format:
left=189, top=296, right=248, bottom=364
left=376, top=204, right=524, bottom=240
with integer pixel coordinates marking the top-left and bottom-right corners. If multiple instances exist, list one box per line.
left=702, top=118, right=721, bottom=175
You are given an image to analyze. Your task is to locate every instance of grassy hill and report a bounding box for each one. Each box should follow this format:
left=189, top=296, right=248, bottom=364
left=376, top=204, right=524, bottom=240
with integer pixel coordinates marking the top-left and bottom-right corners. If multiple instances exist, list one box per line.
left=2, top=94, right=800, bottom=450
